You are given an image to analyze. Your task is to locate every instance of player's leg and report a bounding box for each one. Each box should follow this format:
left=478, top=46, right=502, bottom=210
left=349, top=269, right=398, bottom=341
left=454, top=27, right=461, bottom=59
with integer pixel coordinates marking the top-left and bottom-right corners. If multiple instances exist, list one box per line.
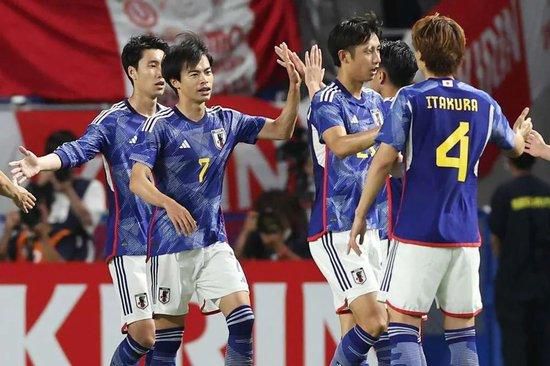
left=437, top=247, right=483, bottom=366
left=310, top=232, right=373, bottom=366
left=146, top=253, right=191, bottom=366
left=385, top=242, right=449, bottom=366
left=108, top=255, right=155, bottom=365
left=371, top=232, right=392, bottom=366
left=196, top=242, right=253, bottom=366
left=315, top=231, right=384, bottom=366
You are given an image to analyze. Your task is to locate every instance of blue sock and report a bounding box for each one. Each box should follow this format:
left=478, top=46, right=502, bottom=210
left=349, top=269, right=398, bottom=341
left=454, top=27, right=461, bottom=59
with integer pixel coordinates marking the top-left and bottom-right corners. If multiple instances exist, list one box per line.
left=374, top=332, right=391, bottom=366
left=110, top=334, right=151, bottom=366
left=388, top=323, right=423, bottom=366
left=145, top=327, right=184, bottom=366
left=225, top=305, right=255, bottom=366
left=445, top=326, right=479, bottom=366
left=330, top=325, right=377, bottom=366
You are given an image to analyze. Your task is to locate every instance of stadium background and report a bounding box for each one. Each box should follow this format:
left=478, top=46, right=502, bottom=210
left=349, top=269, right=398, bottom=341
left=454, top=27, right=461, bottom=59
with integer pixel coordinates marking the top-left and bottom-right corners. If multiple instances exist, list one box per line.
left=0, top=0, right=548, bottom=364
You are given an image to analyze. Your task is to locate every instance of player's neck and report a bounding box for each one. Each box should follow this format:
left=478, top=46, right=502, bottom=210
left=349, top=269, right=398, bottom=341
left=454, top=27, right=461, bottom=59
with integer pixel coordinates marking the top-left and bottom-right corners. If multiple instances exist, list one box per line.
left=176, top=99, right=206, bottom=122
left=423, top=70, right=454, bottom=80
left=336, top=73, right=363, bottom=99
left=128, top=93, right=157, bottom=117
left=381, top=85, right=399, bottom=99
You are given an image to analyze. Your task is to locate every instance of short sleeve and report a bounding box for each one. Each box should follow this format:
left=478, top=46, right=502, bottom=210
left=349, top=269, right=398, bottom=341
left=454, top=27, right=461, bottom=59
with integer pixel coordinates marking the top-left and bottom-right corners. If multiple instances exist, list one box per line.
left=489, top=101, right=515, bottom=151
left=375, top=90, right=412, bottom=151
left=232, top=110, right=266, bottom=144
left=311, top=101, right=345, bottom=140
left=130, top=117, right=165, bottom=168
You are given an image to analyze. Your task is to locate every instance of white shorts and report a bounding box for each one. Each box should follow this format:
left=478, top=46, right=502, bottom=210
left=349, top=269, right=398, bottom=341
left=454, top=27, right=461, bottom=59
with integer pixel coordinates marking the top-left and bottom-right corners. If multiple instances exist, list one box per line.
left=384, top=241, right=483, bottom=317
left=377, top=238, right=395, bottom=303
left=108, top=255, right=152, bottom=328
left=148, top=242, right=249, bottom=316
left=309, top=230, right=386, bottom=313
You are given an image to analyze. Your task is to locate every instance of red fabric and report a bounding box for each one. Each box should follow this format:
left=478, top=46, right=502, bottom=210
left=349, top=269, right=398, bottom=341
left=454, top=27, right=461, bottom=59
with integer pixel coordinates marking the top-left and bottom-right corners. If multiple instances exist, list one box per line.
left=0, top=0, right=301, bottom=101
left=0, top=1, right=123, bottom=102
left=249, top=0, right=302, bottom=91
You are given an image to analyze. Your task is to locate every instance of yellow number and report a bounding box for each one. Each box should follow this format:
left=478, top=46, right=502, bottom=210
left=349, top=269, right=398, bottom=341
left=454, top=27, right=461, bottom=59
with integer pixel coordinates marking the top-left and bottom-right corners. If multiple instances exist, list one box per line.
left=436, top=122, right=469, bottom=182
left=356, top=146, right=377, bottom=159
left=198, top=157, right=210, bottom=183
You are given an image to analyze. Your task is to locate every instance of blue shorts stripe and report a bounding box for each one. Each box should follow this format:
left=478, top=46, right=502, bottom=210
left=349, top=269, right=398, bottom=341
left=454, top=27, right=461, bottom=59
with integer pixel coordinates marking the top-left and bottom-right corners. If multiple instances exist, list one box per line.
left=328, top=232, right=352, bottom=289
left=113, top=257, right=129, bottom=315
left=118, top=257, right=133, bottom=314
left=321, top=234, right=347, bottom=292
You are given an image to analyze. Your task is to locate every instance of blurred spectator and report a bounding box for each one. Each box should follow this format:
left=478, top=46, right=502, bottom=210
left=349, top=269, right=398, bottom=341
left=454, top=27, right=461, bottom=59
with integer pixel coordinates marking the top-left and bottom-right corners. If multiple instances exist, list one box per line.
left=0, top=183, right=85, bottom=262
left=234, top=190, right=310, bottom=260
left=489, top=153, right=550, bottom=366
left=37, top=130, right=106, bottom=261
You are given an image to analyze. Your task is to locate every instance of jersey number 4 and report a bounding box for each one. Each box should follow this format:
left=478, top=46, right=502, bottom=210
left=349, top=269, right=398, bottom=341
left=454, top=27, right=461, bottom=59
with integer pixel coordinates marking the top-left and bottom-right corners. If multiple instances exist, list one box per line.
left=436, top=122, right=469, bottom=182
left=198, top=157, right=210, bottom=183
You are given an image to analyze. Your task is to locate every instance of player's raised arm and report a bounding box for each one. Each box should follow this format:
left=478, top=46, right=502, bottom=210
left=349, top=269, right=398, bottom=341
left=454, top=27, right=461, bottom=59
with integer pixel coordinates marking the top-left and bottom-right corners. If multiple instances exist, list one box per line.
left=526, top=130, right=550, bottom=161
left=257, top=44, right=301, bottom=140
left=9, top=146, right=61, bottom=184
left=505, top=107, right=532, bottom=158
left=275, top=43, right=326, bottom=98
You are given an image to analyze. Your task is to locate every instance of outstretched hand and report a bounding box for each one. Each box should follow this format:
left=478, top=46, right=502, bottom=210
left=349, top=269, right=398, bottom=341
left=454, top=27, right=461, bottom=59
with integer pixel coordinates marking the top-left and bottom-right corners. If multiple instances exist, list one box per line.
left=9, top=146, right=41, bottom=184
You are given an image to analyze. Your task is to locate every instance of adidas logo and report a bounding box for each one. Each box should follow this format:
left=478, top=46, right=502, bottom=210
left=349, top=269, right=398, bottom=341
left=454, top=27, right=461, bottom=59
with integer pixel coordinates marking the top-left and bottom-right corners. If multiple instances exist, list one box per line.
left=179, top=140, right=191, bottom=149
left=350, top=115, right=359, bottom=124
left=129, top=135, right=137, bottom=144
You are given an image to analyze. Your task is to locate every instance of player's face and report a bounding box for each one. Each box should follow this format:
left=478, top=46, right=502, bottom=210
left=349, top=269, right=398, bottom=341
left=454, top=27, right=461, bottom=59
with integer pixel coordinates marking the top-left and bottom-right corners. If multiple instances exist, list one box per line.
left=347, top=34, right=381, bottom=83
left=369, top=67, right=384, bottom=94
left=133, top=49, right=166, bottom=98
left=179, top=55, right=214, bottom=104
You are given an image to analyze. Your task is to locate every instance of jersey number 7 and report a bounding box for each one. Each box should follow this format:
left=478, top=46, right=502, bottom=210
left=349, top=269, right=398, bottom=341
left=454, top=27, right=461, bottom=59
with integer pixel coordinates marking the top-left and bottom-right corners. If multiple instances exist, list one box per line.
left=436, top=122, right=469, bottom=182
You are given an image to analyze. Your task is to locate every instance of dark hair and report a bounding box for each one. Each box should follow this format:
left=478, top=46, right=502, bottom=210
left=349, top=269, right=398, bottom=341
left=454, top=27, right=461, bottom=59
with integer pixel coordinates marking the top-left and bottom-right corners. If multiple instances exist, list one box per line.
left=121, top=34, right=169, bottom=84
left=257, top=212, right=285, bottom=234
left=162, top=32, right=213, bottom=94
left=380, top=40, right=418, bottom=88
left=45, top=130, right=76, bottom=154
left=328, top=13, right=382, bottom=67
left=412, top=13, right=466, bottom=76
left=509, top=153, right=536, bottom=171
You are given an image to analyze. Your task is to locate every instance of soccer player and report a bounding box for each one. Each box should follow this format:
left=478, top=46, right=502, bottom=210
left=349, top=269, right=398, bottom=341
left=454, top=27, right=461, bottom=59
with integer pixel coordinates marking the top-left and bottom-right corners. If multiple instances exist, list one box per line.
left=526, top=130, right=550, bottom=160
left=129, top=32, right=301, bottom=366
left=304, top=14, right=389, bottom=366
left=9, top=35, right=186, bottom=365
left=348, top=14, right=532, bottom=365
left=368, top=39, right=418, bottom=366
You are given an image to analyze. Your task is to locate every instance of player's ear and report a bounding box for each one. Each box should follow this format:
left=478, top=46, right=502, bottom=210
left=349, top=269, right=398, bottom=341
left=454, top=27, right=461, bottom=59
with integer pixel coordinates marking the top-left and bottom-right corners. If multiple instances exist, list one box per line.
left=338, top=49, right=350, bottom=65
left=379, top=69, right=386, bottom=84
left=128, top=66, right=138, bottom=83
left=170, top=78, right=180, bottom=92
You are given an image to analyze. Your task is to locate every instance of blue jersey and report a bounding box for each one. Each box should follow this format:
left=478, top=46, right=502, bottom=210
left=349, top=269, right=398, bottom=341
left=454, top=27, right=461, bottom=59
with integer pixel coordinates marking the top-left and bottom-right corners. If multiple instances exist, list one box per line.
left=130, top=106, right=265, bottom=256
left=377, top=78, right=516, bottom=246
left=54, top=100, right=164, bottom=259
left=307, top=80, right=387, bottom=241
left=381, top=97, right=399, bottom=239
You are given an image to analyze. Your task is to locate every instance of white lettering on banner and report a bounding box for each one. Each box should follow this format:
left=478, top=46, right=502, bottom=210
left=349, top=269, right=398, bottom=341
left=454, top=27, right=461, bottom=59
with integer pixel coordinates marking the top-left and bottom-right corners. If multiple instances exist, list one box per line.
left=106, top=0, right=258, bottom=96
left=254, top=283, right=286, bottom=366
left=303, top=283, right=341, bottom=366
left=457, top=0, right=522, bottom=93
left=234, top=144, right=288, bottom=209
left=0, top=285, right=86, bottom=366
